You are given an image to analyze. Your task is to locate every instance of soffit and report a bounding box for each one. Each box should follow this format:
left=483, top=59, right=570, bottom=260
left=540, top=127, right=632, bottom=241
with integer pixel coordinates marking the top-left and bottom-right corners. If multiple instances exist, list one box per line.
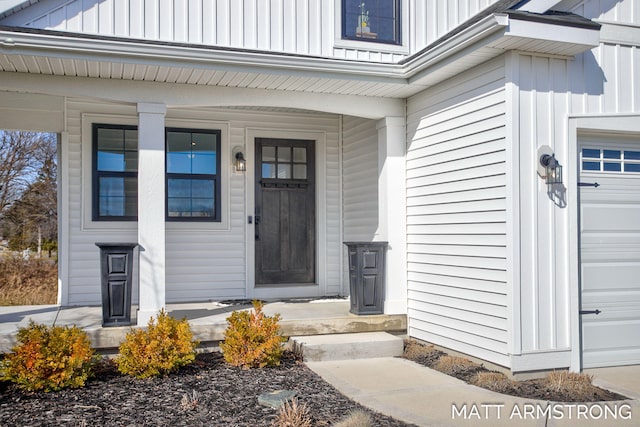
left=0, top=12, right=600, bottom=100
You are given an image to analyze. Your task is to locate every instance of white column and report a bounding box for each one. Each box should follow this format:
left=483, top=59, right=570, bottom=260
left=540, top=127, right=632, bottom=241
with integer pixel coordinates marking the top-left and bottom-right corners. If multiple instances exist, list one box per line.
left=376, top=117, right=407, bottom=314
left=136, top=102, right=166, bottom=326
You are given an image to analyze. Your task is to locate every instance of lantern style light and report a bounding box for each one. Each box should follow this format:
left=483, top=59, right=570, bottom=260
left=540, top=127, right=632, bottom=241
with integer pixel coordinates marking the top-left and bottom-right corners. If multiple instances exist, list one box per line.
left=540, top=153, right=562, bottom=189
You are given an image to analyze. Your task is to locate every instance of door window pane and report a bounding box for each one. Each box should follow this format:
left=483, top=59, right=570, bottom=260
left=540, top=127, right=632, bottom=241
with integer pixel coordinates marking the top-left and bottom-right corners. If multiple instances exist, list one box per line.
left=582, top=148, right=600, bottom=158
left=582, top=161, right=600, bottom=171
left=262, top=146, right=276, bottom=162
left=278, top=164, right=291, bottom=179
left=293, top=147, right=307, bottom=162
left=603, top=162, right=621, bottom=172
left=603, top=150, right=621, bottom=159
left=293, top=164, right=307, bottom=179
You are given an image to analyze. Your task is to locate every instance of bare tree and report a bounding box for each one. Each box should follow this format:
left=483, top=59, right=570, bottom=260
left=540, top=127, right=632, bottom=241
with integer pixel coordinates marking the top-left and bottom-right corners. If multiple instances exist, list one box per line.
left=0, top=131, right=55, bottom=215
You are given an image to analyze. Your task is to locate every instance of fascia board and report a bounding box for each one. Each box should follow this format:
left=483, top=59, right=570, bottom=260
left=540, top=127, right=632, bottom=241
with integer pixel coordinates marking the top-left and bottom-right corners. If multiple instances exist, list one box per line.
left=403, top=13, right=509, bottom=83
left=505, top=16, right=600, bottom=49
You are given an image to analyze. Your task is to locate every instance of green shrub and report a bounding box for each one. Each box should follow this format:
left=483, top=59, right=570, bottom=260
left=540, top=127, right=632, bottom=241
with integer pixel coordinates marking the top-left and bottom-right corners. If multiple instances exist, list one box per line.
left=221, top=300, right=286, bottom=369
left=0, top=321, right=96, bottom=392
left=115, top=309, right=199, bottom=379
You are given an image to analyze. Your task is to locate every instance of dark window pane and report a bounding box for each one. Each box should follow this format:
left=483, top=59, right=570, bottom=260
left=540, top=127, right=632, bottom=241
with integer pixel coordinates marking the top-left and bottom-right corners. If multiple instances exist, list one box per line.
left=191, top=198, right=214, bottom=217
left=98, top=177, right=137, bottom=217
left=191, top=179, right=214, bottom=198
left=582, top=161, right=600, bottom=171
left=124, top=129, right=138, bottom=150
left=97, top=151, right=125, bottom=172
left=603, top=162, right=621, bottom=172
left=343, top=0, right=400, bottom=44
left=167, top=131, right=193, bottom=173
left=604, top=150, right=621, bottom=159
left=97, top=128, right=124, bottom=151
left=625, top=151, right=640, bottom=160
left=192, top=153, right=216, bottom=174
left=624, top=163, right=640, bottom=172
left=582, top=148, right=600, bottom=159
left=168, top=178, right=191, bottom=198
left=167, top=198, right=192, bottom=217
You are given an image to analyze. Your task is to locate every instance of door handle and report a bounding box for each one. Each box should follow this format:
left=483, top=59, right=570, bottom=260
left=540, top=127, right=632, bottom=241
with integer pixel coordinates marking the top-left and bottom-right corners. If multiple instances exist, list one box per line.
left=255, top=215, right=260, bottom=241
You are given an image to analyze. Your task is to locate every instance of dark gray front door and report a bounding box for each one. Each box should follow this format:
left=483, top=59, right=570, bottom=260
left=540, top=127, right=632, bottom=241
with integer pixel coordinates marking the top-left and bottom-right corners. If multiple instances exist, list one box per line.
left=255, top=138, right=315, bottom=285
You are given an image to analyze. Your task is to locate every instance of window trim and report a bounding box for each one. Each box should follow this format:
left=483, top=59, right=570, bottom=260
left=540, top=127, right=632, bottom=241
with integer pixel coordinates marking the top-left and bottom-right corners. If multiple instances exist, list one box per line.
left=165, top=127, right=222, bottom=222
left=92, top=123, right=139, bottom=222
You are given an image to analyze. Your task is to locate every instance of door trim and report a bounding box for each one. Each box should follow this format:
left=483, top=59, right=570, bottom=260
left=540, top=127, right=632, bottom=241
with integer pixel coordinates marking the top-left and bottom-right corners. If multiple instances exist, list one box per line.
left=245, top=128, right=328, bottom=300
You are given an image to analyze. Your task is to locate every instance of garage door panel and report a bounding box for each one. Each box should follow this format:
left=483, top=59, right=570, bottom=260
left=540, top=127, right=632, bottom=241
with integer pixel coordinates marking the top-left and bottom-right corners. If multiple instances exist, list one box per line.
left=580, top=137, right=640, bottom=368
left=583, top=319, right=640, bottom=351
left=581, top=204, right=640, bottom=232
left=582, top=263, right=640, bottom=291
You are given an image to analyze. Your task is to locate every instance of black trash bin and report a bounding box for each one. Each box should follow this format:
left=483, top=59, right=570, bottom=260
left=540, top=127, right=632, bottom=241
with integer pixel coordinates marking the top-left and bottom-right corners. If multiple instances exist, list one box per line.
left=95, top=243, right=137, bottom=327
left=344, top=242, right=387, bottom=315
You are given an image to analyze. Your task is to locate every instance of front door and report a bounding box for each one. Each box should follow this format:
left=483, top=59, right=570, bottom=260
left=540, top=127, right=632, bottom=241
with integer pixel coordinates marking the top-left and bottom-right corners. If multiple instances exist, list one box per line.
left=255, top=138, right=315, bottom=285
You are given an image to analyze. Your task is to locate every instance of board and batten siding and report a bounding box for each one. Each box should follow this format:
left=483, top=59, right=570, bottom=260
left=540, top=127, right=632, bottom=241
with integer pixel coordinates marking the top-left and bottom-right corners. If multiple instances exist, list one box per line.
left=63, top=98, right=341, bottom=305
left=511, top=0, right=640, bottom=362
left=406, top=56, right=509, bottom=367
left=1, top=0, right=502, bottom=62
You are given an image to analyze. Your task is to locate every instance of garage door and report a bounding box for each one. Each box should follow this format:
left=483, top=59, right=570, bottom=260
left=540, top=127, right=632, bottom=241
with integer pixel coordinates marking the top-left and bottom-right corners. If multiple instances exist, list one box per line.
left=579, top=136, right=640, bottom=368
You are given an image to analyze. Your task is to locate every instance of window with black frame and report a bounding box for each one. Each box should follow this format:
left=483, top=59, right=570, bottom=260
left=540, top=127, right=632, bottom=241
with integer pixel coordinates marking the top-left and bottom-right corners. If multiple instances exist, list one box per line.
left=93, top=124, right=138, bottom=221
left=342, top=0, right=401, bottom=44
left=166, top=128, right=221, bottom=221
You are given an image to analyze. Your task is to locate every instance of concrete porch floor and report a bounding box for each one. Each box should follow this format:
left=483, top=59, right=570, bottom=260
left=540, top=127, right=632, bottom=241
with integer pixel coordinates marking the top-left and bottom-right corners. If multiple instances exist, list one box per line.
left=0, top=299, right=407, bottom=353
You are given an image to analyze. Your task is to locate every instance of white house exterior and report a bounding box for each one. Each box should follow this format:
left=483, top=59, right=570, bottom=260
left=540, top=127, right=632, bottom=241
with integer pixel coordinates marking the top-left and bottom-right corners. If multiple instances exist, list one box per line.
left=0, top=0, right=638, bottom=375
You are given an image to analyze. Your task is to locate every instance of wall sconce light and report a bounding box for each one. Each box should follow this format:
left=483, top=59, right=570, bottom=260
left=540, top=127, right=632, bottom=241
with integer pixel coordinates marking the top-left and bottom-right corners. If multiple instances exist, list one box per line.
left=232, top=146, right=246, bottom=172
left=537, top=145, right=562, bottom=190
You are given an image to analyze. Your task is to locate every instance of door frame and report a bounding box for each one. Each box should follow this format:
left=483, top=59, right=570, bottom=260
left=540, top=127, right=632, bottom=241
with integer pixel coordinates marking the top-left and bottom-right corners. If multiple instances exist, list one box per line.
left=245, top=128, right=328, bottom=300
left=568, top=114, right=640, bottom=372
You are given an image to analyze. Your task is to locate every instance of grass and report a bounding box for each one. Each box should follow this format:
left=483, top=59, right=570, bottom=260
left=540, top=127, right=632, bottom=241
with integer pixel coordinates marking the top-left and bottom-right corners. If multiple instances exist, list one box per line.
left=434, top=355, right=479, bottom=376
left=545, top=371, right=595, bottom=398
left=0, top=255, right=57, bottom=305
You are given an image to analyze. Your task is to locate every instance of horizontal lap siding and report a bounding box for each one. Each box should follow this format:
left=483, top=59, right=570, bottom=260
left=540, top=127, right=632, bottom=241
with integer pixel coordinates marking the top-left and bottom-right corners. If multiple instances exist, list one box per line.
left=64, top=99, right=340, bottom=304
left=406, top=57, right=509, bottom=367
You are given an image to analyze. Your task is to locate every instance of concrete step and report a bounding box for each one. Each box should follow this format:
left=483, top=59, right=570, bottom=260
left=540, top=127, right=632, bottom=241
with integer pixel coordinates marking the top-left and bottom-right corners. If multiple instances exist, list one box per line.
left=290, top=332, right=404, bottom=362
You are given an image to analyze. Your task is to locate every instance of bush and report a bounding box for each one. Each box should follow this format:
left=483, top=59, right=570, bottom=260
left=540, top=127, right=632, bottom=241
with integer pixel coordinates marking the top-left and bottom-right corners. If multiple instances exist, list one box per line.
left=221, top=300, right=286, bottom=369
left=272, top=398, right=312, bottom=427
left=115, top=310, right=199, bottom=379
left=0, top=321, right=96, bottom=392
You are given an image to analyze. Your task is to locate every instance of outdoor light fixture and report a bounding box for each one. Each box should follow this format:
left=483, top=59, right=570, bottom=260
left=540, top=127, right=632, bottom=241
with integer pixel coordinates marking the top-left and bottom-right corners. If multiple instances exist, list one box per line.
left=537, top=145, right=563, bottom=191
left=232, top=146, right=246, bottom=172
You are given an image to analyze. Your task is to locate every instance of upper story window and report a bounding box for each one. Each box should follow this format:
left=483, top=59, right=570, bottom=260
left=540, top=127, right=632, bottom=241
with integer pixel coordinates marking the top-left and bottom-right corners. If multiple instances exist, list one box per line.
left=342, top=0, right=401, bottom=45
left=93, top=124, right=138, bottom=221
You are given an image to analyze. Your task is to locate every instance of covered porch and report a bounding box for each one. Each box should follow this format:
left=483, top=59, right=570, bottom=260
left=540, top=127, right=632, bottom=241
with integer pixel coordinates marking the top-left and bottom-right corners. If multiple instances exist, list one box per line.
left=0, top=299, right=407, bottom=353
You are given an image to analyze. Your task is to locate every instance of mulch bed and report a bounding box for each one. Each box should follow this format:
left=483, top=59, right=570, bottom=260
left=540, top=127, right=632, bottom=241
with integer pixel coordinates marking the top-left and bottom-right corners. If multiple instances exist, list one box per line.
left=403, top=340, right=628, bottom=402
left=0, top=351, right=414, bottom=427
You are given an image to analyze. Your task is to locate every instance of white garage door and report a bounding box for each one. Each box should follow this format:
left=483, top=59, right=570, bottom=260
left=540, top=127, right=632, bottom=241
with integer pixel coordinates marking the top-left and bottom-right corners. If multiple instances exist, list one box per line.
left=579, top=136, right=640, bottom=368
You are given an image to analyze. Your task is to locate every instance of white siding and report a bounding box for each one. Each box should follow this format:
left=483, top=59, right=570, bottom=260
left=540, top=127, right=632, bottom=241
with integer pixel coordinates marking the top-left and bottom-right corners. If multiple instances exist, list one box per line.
left=342, top=116, right=378, bottom=242
left=406, top=57, right=509, bottom=367
left=2, top=0, right=503, bottom=61
left=64, top=99, right=341, bottom=305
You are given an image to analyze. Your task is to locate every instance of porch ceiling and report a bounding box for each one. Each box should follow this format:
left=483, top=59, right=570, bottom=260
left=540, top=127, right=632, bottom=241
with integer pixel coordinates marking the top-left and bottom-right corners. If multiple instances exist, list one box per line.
left=0, top=12, right=600, bottom=100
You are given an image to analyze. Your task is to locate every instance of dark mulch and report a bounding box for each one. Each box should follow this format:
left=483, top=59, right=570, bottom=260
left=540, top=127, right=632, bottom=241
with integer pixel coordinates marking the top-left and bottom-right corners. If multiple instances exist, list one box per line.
left=0, top=351, right=414, bottom=427
left=403, top=340, right=628, bottom=403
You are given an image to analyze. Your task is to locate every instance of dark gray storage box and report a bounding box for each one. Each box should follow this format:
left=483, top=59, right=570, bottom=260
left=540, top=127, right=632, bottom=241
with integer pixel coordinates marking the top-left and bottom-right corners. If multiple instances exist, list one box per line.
left=344, top=242, right=387, bottom=315
left=96, top=243, right=137, bottom=327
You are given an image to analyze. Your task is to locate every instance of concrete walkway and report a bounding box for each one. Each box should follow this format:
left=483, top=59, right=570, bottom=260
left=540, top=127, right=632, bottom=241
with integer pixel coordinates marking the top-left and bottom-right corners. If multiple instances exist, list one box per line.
left=307, top=358, right=640, bottom=427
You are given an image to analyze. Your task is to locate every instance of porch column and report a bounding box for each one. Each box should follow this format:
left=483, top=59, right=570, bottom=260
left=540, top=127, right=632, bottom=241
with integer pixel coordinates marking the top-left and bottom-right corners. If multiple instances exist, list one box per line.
left=376, top=116, right=407, bottom=314
left=136, top=102, right=166, bottom=326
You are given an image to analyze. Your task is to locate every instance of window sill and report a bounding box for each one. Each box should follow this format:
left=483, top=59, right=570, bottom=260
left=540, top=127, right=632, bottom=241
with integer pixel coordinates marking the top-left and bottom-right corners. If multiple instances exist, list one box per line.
left=334, top=38, right=410, bottom=56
